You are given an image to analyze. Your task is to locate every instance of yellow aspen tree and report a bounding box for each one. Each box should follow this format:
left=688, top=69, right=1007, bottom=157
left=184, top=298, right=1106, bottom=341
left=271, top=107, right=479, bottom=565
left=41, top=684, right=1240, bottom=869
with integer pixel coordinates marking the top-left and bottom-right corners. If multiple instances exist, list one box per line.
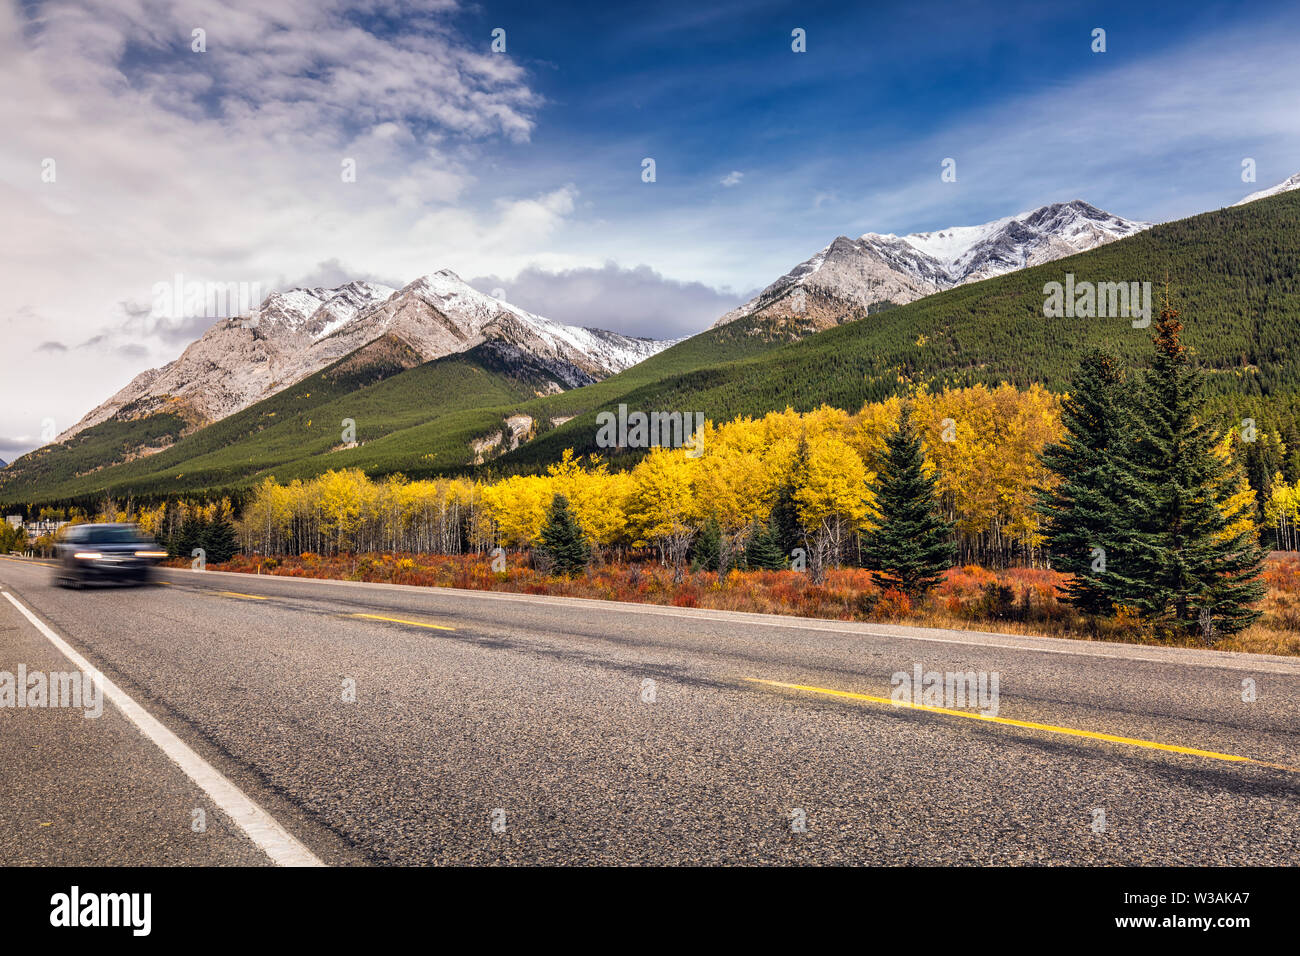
left=793, top=436, right=879, bottom=582
left=628, top=447, right=700, bottom=581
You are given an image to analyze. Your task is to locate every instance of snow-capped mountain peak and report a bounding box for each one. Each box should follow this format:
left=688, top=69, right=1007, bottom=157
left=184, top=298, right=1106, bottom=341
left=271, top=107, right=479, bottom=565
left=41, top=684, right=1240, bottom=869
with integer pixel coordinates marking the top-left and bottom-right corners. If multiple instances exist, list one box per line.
left=714, top=199, right=1151, bottom=329
left=330, top=269, right=667, bottom=386
left=862, top=200, right=1149, bottom=284
left=58, top=269, right=672, bottom=444
left=1235, top=171, right=1300, bottom=206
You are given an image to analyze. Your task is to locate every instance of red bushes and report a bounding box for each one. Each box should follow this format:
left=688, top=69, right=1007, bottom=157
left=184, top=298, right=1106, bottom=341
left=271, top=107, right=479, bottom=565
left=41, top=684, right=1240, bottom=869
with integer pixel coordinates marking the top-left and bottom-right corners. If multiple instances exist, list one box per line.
left=170, top=551, right=1297, bottom=654
left=935, top=564, right=1067, bottom=623
left=874, top=588, right=913, bottom=618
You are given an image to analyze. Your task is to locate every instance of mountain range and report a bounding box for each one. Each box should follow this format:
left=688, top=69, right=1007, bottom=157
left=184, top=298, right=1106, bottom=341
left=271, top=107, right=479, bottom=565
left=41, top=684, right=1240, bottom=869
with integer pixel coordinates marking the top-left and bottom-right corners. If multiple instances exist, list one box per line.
left=61, top=271, right=670, bottom=443
left=713, top=200, right=1151, bottom=332
left=4, top=171, right=1299, bottom=507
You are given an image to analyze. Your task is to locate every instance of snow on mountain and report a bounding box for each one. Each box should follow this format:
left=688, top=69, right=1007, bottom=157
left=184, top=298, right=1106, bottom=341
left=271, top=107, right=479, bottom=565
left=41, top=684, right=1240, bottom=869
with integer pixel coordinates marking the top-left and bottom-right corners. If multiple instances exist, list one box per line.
left=714, top=200, right=1151, bottom=330
left=297, top=269, right=667, bottom=390
left=1234, top=171, right=1300, bottom=206
left=59, top=271, right=670, bottom=444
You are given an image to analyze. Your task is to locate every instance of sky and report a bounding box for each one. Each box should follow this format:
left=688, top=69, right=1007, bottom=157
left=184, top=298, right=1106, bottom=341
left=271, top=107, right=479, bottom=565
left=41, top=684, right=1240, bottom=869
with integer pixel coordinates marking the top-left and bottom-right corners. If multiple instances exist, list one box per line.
left=2, top=0, right=1299, bottom=462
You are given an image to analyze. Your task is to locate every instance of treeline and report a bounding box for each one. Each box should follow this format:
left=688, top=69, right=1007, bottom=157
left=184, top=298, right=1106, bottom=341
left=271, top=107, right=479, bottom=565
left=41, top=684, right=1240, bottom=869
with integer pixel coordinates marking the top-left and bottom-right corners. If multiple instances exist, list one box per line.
left=225, top=300, right=1270, bottom=640
left=230, top=383, right=1062, bottom=570
left=28, top=499, right=240, bottom=564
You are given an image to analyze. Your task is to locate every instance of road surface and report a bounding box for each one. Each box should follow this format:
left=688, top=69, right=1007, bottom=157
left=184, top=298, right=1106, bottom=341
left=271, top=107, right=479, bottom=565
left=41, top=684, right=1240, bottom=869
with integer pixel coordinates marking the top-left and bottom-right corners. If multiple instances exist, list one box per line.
left=1, top=555, right=1297, bottom=865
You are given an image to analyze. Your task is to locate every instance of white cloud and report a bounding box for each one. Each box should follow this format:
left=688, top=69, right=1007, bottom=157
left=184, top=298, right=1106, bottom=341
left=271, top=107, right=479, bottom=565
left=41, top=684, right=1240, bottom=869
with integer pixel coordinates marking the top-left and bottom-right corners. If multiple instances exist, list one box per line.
left=0, top=0, right=560, bottom=460
left=468, top=262, right=754, bottom=339
left=720, top=170, right=744, bottom=187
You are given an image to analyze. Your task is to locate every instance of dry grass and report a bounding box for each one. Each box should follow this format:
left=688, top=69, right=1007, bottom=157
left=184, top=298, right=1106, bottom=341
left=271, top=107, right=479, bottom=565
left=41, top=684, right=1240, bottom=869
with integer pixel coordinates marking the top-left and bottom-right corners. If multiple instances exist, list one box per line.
left=185, top=552, right=1300, bottom=657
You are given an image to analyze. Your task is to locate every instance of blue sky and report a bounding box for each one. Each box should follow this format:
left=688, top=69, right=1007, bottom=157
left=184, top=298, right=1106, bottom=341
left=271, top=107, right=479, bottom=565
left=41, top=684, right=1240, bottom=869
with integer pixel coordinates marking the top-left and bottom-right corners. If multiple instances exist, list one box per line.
left=452, top=0, right=1300, bottom=288
left=2, top=0, right=1299, bottom=460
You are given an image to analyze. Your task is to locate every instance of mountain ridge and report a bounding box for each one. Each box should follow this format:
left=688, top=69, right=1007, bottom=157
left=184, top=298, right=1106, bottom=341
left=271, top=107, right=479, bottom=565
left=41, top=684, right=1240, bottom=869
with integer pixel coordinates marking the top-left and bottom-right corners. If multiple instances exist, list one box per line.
left=713, top=199, right=1151, bottom=331
left=61, top=270, right=671, bottom=445
left=1234, top=171, right=1300, bottom=206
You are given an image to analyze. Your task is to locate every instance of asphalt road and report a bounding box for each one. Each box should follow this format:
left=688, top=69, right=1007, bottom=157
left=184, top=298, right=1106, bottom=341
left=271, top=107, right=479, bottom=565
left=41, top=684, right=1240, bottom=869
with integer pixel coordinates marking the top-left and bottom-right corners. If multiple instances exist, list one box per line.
left=1, top=554, right=1297, bottom=865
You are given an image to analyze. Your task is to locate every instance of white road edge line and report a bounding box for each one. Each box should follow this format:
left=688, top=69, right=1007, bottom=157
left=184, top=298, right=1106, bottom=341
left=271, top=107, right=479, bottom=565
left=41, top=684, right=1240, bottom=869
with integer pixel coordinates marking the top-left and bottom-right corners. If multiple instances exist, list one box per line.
left=2, top=590, right=325, bottom=868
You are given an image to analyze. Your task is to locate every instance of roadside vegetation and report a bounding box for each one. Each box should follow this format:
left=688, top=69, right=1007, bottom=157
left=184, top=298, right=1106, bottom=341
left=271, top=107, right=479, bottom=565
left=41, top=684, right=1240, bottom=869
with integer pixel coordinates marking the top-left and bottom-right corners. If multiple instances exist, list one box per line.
left=162, top=551, right=1300, bottom=657
left=44, top=305, right=1293, bottom=655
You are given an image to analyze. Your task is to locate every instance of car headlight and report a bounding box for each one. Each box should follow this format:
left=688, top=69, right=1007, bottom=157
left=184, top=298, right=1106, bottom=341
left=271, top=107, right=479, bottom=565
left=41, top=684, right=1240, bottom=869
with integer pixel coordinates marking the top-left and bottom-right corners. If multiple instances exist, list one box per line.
left=134, top=550, right=167, bottom=558
left=73, top=552, right=102, bottom=560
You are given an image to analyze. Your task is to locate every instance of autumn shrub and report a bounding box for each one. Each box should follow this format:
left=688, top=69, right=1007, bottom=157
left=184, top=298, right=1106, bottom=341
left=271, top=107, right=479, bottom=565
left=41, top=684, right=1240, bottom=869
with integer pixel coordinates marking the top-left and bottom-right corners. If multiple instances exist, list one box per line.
left=174, top=549, right=1299, bottom=656
left=1098, top=604, right=1150, bottom=642
left=672, top=589, right=699, bottom=608
left=875, top=588, right=913, bottom=618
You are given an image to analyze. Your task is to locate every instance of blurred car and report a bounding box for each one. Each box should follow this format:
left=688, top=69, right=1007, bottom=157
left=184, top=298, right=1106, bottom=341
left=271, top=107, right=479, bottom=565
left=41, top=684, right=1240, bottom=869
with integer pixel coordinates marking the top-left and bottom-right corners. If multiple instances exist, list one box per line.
left=53, top=523, right=168, bottom=588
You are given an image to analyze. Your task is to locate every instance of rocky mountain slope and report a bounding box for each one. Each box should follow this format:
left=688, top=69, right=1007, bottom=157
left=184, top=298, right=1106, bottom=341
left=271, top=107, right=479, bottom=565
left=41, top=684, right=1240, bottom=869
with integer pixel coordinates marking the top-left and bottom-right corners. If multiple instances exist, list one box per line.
left=61, top=271, right=669, bottom=443
left=713, top=200, right=1151, bottom=331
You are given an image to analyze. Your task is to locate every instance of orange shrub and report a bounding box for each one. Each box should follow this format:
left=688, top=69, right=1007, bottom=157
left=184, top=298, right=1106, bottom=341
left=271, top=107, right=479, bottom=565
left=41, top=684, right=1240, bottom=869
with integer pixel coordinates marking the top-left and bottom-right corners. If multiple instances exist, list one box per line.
left=875, top=588, right=913, bottom=618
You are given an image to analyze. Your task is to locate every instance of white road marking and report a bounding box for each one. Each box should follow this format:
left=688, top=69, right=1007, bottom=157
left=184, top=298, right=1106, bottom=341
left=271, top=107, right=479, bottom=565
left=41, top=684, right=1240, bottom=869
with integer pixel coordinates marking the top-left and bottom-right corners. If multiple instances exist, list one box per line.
left=2, top=590, right=324, bottom=867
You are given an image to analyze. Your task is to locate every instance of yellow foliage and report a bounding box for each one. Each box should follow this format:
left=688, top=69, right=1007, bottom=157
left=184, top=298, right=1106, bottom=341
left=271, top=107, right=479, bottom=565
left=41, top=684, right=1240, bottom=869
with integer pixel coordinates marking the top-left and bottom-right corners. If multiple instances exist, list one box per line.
left=217, top=384, right=1068, bottom=563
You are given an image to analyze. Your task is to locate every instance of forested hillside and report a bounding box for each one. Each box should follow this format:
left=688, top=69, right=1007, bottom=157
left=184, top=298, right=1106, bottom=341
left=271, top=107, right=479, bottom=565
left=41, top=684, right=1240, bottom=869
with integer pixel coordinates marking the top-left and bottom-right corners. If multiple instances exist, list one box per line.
left=4, top=189, right=1298, bottom=511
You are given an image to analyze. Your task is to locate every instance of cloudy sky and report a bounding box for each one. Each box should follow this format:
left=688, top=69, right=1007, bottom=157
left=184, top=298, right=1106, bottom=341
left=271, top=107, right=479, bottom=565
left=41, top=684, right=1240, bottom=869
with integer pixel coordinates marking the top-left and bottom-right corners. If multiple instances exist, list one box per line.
left=2, top=0, right=1299, bottom=462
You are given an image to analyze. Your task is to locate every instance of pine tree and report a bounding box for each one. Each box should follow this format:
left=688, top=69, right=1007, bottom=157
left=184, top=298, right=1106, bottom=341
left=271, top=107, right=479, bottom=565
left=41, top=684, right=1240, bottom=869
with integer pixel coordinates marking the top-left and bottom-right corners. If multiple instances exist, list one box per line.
left=1242, top=432, right=1280, bottom=523
left=1281, top=421, right=1300, bottom=483
left=1105, top=300, right=1266, bottom=639
left=690, top=517, right=721, bottom=572
left=539, top=493, right=589, bottom=577
left=1037, top=348, right=1130, bottom=615
left=203, top=509, right=240, bottom=564
left=770, top=461, right=803, bottom=559
left=866, top=407, right=955, bottom=596
left=174, top=512, right=207, bottom=560
left=743, top=517, right=786, bottom=570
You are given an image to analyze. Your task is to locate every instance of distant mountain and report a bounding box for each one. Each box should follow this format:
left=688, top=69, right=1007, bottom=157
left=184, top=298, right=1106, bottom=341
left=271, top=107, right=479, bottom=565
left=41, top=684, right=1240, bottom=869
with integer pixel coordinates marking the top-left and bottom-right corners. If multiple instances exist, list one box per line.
left=713, top=200, right=1151, bottom=332
left=6, top=188, right=1300, bottom=507
left=319, top=271, right=668, bottom=390
left=60, top=271, right=670, bottom=445
left=1235, top=170, right=1300, bottom=206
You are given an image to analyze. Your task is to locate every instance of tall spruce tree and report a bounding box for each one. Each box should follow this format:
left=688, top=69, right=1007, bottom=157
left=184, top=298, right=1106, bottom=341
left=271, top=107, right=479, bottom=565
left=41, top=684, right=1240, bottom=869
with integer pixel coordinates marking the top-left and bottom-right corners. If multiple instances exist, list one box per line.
left=743, top=517, right=787, bottom=570
left=1105, top=301, right=1265, bottom=638
left=690, top=517, right=722, bottom=572
left=539, top=493, right=590, bottom=576
left=174, top=511, right=207, bottom=560
left=1241, top=433, right=1280, bottom=523
left=1037, top=348, right=1130, bottom=615
left=770, top=438, right=806, bottom=558
left=866, top=407, right=955, bottom=596
left=203, top=509, right=240, bottom=564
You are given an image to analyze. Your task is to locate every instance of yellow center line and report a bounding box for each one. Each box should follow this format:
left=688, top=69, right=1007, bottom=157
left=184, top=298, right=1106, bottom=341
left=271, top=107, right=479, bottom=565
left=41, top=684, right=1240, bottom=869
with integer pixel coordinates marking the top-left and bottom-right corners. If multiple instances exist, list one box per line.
left=349, top=613, right=455, bottom=632
left=159, top=582, right=268, bottom=601
left=744, top=677, right=1298, bottom=773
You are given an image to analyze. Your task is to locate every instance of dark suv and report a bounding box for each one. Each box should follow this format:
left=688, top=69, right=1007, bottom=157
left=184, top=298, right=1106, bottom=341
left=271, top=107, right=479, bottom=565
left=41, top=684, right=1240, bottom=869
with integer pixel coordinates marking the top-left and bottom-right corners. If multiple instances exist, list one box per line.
left=54, top=523, right=168, bottom=588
